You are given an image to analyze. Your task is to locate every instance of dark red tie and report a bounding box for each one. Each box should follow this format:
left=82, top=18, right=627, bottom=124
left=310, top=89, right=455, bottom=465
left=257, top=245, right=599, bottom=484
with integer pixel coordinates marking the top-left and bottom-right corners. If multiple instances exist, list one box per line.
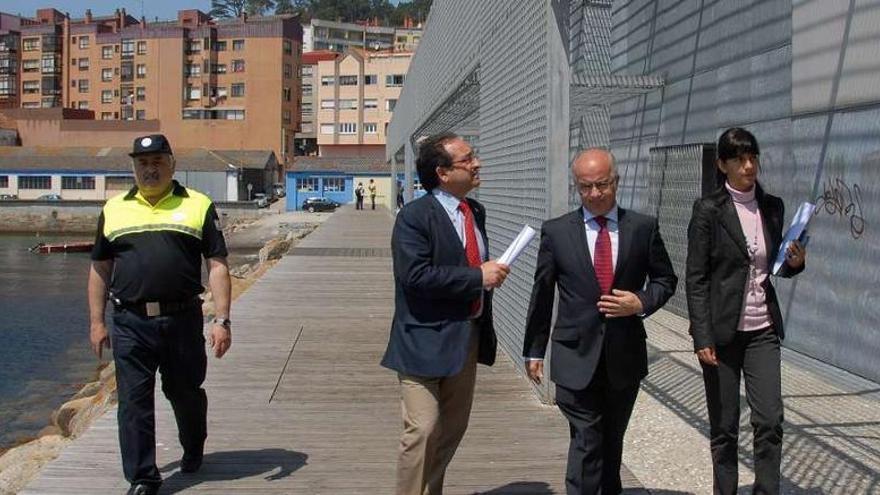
left=459, top=200, right=482, bottom=315
left=593, top=215, right=613, bottom=295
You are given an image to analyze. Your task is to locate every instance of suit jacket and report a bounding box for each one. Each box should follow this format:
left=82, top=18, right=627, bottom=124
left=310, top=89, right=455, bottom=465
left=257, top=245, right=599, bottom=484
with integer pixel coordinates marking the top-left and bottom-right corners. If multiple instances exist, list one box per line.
left=381, top=193, right=496, bottom=377
left=685, top=184, right=805, bottom=351
left=523, top=207, right=677, bottom=391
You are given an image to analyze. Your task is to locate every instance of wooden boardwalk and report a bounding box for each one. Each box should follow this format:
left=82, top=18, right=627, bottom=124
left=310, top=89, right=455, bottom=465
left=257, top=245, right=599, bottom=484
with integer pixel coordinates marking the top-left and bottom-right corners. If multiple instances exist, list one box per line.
left=22, top=206, right=611, bottom=494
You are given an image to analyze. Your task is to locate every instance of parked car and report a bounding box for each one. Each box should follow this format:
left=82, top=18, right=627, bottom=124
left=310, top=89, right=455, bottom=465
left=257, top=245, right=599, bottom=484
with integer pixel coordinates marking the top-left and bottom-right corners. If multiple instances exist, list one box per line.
left=0, top=194, right=17, bottom=200
left=302, top=197, right=340, bottom=213
left=273, top=183, right=286, bottom=198
left=37, top=193, right=62, bottom=201
left=253, top=193, right=269, bottom=208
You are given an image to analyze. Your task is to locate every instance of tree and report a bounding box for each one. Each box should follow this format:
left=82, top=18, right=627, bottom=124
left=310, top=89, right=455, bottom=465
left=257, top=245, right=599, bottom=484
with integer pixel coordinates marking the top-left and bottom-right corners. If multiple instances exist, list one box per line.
left=209, top=0, right=246, bottom=18
left=245, top=0, right=276, bottom=16
left=275, top=0, right=296, bottom=15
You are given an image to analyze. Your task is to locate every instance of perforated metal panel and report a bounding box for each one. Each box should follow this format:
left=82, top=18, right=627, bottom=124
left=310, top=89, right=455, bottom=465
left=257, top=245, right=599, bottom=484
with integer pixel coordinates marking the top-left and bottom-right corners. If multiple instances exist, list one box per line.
left=646, top=144, right=716, bottom=318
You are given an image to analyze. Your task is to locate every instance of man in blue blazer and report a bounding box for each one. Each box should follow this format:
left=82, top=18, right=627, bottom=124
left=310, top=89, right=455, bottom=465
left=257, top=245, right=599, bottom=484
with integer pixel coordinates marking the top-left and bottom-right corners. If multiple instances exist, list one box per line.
left=524, top=149, right=677, bottom=494
left=382, top=132, right=509, bottom=495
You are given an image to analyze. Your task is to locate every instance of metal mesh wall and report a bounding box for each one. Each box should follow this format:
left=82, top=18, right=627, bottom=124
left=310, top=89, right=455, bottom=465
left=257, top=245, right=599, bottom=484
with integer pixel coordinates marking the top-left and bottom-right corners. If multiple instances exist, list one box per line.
left=645, top=144, right=710, bottom=318
left=570, top=0, right=613, bottom=76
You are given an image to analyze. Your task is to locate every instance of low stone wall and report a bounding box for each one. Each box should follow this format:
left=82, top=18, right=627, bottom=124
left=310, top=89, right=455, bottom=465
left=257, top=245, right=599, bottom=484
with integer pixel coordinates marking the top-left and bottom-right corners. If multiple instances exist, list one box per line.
left=0, top=200, right=265, bottom=234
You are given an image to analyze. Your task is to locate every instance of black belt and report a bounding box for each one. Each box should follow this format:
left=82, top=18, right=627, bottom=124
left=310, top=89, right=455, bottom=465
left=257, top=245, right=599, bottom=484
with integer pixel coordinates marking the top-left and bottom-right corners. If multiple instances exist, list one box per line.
left=112, top=297, right=202, bottom=318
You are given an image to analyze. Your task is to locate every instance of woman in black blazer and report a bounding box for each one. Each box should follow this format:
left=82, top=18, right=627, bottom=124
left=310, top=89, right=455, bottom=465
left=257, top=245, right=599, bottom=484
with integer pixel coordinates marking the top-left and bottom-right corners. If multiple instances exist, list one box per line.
left=686, top=128, right=805, bottom=495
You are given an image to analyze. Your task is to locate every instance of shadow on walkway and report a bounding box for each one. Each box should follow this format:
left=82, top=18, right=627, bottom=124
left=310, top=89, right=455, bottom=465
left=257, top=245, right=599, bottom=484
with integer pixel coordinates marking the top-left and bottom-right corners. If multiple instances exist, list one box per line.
left=474, top=481, right=555, bottom=494
left=157, top=448, right=308, bottom=494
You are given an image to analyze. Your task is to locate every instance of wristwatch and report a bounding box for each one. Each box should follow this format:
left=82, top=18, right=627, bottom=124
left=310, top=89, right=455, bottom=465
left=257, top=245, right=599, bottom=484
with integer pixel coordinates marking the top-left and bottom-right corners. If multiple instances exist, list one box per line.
left=213, top=316, right=231, bottom=329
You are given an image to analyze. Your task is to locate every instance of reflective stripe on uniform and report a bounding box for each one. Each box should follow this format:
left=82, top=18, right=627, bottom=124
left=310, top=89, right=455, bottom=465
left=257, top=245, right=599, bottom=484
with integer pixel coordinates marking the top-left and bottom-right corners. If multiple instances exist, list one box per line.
left=102, top=186, right=213, bottom=242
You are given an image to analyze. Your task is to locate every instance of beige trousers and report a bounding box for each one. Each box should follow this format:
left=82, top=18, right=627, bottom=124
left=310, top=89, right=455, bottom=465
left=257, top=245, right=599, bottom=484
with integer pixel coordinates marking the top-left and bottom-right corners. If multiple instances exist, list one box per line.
left=395, top=329, right=479, bottom=495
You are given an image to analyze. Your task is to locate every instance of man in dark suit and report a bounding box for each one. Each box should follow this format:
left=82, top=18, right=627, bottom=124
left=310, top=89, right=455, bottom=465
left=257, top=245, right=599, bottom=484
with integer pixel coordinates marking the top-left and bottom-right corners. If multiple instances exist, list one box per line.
left=523, top=148, right=677, bottom=494
left=381, top=132, right=510, bottom=495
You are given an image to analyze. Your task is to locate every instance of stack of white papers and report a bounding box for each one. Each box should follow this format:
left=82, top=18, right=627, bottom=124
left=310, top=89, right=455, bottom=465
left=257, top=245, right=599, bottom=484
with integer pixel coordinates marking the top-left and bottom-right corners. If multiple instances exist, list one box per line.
left=498, top=225, right=537, bottom=266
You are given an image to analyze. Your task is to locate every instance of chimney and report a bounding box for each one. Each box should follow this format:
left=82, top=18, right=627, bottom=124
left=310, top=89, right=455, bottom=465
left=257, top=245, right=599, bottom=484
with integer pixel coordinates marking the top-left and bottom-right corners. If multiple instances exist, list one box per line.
left=240, top=12, right=247, bottom=23
left=140, top=16, right=146, bottom=28
left=85, top=9, right=92, bottom=23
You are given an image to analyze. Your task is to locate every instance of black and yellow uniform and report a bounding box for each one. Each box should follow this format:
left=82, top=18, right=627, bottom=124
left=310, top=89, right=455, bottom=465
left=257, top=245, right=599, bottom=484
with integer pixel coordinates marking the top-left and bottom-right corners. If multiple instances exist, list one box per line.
left=91, top=180, right=226, bottom=489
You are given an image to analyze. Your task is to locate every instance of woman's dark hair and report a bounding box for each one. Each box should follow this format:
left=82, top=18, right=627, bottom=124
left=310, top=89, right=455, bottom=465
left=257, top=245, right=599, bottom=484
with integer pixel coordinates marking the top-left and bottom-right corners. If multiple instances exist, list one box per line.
left=416, top=132, right=459, bottom=191
left=717, top=127, right=760, bottom=162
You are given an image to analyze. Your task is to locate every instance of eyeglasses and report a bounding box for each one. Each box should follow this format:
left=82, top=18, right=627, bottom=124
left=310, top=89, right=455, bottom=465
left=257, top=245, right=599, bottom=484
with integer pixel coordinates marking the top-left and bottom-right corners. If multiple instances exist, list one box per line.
left=577, top=178, right=616, bottom=193
left=449, top=153, right=478, bottom=169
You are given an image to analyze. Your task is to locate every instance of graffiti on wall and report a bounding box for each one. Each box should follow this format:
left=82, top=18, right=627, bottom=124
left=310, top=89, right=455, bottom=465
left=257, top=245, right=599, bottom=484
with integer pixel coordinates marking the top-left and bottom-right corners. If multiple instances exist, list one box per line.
left=814, top=176, right=866, bottom=239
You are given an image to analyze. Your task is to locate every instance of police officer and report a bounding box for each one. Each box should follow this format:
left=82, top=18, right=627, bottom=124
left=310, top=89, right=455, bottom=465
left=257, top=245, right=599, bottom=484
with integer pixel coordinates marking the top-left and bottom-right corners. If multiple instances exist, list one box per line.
left=87, top=134, right=232, bottom=495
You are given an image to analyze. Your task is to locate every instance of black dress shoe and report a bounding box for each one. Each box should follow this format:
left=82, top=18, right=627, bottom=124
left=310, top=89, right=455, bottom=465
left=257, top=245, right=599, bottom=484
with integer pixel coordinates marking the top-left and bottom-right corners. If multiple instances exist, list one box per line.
left=126, top=483, right=159, bottom=495
left=180, top=454, right=203, bottom=473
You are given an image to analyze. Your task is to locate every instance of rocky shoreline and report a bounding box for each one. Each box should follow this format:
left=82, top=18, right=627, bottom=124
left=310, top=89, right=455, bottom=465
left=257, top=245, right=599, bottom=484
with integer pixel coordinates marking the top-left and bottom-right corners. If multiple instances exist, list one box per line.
left=0, top=211, right=324, bottom=495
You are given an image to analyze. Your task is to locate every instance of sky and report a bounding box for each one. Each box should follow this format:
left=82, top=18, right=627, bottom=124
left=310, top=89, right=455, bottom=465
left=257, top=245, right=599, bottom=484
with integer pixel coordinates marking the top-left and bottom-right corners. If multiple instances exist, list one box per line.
left=7, top=1, right=401, bottom=23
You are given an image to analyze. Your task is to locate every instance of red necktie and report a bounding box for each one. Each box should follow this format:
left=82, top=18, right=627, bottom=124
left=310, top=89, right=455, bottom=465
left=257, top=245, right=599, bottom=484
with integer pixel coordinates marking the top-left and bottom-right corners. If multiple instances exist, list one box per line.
left=459, top=200, right=482, bottom=315
left=593, top=215, right=613, bottom=295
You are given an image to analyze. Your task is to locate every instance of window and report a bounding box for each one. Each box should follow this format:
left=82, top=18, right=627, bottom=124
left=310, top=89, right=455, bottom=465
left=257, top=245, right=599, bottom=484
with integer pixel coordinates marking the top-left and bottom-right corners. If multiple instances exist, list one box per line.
left=137, top=41, right=147, bottom=55
left=323, top=178, right=345, bottom=192
left=135, top=64, right=146, bottom=78
left=283, top=87, right=291, bottom=102
left=210, top=86, right=227, bottom=98
left=23, top=80, right=39, bottom=94
left=338, top=75, right=358, bottom=86
left=302, top=83, right=312, bottom=97
left=320, top=124, right=334, bottom=135
left=121, top=39, right=134, bottom=57
left=19, top=176, right=51, bottom=189
left=364, top=74, right=377, bottom=85
left=136, top=109, right=146, bottom=120
left=231, top=83, right=245, bottom=97
left=101, top=68, right=113, bottom=81
left=320, top=76, right=334, bottom=86
left=301, top=102, right=313, bottom=117
left=101, top=90, right=112, bottom=103
left=0, top=176, right=7, bottom=188
left=338, top=99, right=357, bottom=110
left=41, top=56, right=57, bottom=73
left=284, top=64, right=292, bottom=78
left=320, top=99, right=335, bottom=109
left=186, top=86, right=201, bottom=100
left=385, top=99, right=397, bottom=111
left=23, top=59, right=39, bottom=72
left=231, top=59, right=245, bottom=73
left=77, top=101, right=89, bottom=109
left=338, top=122, right=357, bottom=134
left=101, top=46, right=113, bottom=59
left=296, top=177, right=319, bottom=192
left=23, top=38, right=39, bottom=51
left=187, top=39, right=201, bottom=53
left=136, top=87, right=145, bottom=101
left=78, top=79, right=89, bottom=93
left=301, top=65, right=313, bottom=77
left=23, top=102, right=40, bottom=108
left=61, top=176, right=95, bottom=190
left=185, top=63, right=201, bottom=77
left=215, top=40, right=227, bottom=51
left=283, top=110, right=291, bottom=124
left=79, top=36, right=89, bottom=49
left=105, top=176, right=135, bottom=189
left=211, top=63, right=227, bottom=74
left=101, top=112, right=113, bottom=120
left=364, top=99, right=378, bottom=109
left=78, top=58, right=89, bottom=70
left=232, top=39, right=245, bottom=51
left=385, top=74, right=405, bottom=87
left=0, top=77, right=14, bottom=97
left=364, top=122, right=377, bottom=134
left=283, top=40, right=292, bottom=55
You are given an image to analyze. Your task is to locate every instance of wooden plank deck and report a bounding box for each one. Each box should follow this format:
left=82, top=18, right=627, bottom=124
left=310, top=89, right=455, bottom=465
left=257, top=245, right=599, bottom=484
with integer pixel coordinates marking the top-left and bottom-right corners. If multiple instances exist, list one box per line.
left=23, top=206, right=630, bottom=494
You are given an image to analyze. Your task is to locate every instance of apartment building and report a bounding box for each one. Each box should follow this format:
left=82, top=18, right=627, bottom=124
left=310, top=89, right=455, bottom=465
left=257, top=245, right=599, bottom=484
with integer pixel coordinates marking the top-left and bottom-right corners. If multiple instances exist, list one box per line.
left=303, top=18, right=422, bottom=53
left=0, top=8, right=302, bottom=163
left=315, top=48, right=411, bottom=158
left=294, top=50, right=339, bottom=156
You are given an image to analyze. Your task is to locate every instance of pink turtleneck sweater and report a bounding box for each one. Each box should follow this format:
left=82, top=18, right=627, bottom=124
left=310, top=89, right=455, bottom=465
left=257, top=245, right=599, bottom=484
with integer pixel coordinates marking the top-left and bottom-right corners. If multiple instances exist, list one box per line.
left=726, top=182, right=774, bottom=332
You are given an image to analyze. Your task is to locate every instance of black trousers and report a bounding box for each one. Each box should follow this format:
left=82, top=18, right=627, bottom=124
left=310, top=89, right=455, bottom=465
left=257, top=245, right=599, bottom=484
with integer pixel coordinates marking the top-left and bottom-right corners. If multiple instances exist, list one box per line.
left=370, top=195, right=376, bottom=209
left=701, top=327, right=783, bottom=495
left=111, top=306, right=208, bottom=486
left=555, top=353, right=640, bottom=495
left=356, top=196, right=364, bottom=209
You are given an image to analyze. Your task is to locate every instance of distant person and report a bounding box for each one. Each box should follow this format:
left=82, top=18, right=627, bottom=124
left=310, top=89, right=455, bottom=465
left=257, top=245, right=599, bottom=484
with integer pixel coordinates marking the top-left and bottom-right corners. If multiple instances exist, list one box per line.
left=355, top=182, right=365, bottom=210
left=686, top=128, right=806, bottom=495
left=88, top=134, right=232, bottom=495
left=396, top=180, right=405, bottom=210
left=381, top=132, right=509, bottom=495
left=368, top=178, right=377, bottom=210
left=523, top=148, right=676, bottom=495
